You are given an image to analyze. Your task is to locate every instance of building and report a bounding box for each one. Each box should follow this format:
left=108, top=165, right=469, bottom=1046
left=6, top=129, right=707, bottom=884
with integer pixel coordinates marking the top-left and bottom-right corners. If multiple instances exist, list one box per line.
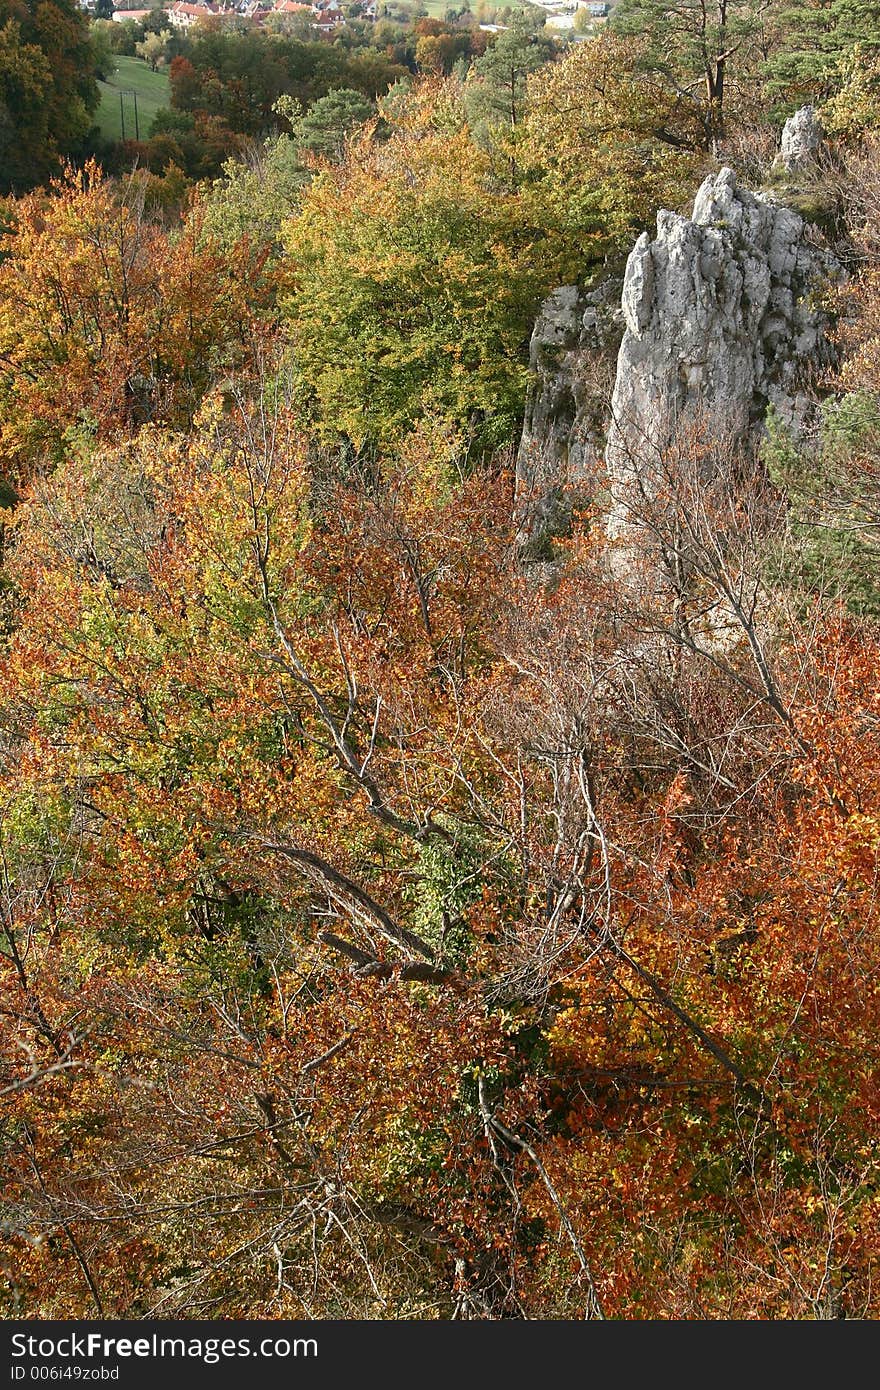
left=166, top=2, right=237, bottom=28
left=311, top=1, right=345, bottom=29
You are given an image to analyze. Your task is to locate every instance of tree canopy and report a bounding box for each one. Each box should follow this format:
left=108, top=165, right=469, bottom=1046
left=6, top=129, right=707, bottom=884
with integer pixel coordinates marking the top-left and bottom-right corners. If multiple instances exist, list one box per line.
left=0, top=0, right=99, bottom=191
left=2, top=16, right=880, bottom=1322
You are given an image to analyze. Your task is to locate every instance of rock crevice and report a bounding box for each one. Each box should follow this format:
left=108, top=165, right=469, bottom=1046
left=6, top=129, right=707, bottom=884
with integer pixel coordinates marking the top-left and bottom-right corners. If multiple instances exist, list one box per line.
left=515, top=279, right=623, bottom=554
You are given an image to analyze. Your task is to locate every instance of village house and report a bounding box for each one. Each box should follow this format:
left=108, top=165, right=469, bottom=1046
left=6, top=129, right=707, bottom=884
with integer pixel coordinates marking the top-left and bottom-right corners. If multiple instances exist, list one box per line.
left=270, top=0, right=313, bottom=14
left=165, top=2, right=239, bottom=29
left=238, top=0, right=272, bottom=17
left=109, top=0, right=364, bottom=31
left=310, top=0, right=345, bottom=29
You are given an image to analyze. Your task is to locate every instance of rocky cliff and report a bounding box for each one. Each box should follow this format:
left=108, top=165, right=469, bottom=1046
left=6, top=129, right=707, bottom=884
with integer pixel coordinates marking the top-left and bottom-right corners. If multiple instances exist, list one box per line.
left=515, top=280, right=623, bottom=556
left=516, top=155, right=842, bottom=555
left=775, top=104, right=824, bottom=175
left=605, top=166, right=839, bottom=491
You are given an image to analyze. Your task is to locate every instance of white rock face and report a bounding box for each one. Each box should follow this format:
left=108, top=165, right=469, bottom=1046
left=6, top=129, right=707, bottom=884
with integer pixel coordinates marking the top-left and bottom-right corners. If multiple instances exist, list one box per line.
left=605, top=166, right=839, bottom=525
left=778, top=105, right=823, bottom=174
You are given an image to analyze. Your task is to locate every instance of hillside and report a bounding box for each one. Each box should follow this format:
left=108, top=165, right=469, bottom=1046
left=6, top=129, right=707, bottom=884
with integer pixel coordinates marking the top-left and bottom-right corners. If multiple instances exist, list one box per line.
left=1, top=0, right=880, bottom=1324
left=96, top=57, right=171, bottom=143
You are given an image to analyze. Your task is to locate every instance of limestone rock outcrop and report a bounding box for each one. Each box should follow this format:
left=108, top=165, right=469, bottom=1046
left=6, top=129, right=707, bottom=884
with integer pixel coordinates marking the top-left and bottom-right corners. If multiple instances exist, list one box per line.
left=605, top=165, right=841, bottom=506
left=515, top=280, right=623, bottom=554
left=776, top=104, right=824, bottom=174
left=515, top=163, right=841, bottom=560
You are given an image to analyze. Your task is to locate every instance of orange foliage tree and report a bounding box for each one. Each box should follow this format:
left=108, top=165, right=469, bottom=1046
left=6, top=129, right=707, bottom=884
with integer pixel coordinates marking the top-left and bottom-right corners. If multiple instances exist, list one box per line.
left=1, top=368, right=879, bottom=1316
left=2, top=114, right=880, bottom=1323
left=0, top=163, right=271, bottom=493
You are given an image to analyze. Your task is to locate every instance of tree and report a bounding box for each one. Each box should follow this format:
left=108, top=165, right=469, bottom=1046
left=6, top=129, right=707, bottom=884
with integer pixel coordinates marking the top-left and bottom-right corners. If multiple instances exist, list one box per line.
left=0, top=163, right=270, bottom=487
left=0, top=0, right=99, bottom=191
left=89, top=19, right=116, bottom=80
left=204, top=131, right=306, bottom=249
left=763, top=0, right=880, bottom=107
left=611, top=0, right=771, bottom=152
left=292, top=86, right=373, bottom=160
left=516, top=35, right=703, bottom=271
left=762, top=394, right=880, bottom=614
left=281, top=53, right=703, bottom=459
left=3, top=33, right=880, bottom=1324
left=136, top=28, right=172, bottom=72
left=167, top=53, right=201, bottom=109
left=465, top=11, right=554, bottom=138
left=5, top=374, right=880, bottom=1315
left=0, top=20, right=52, bottom=192
left=0, top=380, right=524, bottom=1316
left=821, top=44, right=880, bottom=136
left=160, top=29, right=409, bottom=180
left=282, top=112, right=555, bottom=455
left=106, top=16, right=143, bottom=56
left=759, top=210, right=880, bottom=613
left=3, top=288, right=880, bottom=1314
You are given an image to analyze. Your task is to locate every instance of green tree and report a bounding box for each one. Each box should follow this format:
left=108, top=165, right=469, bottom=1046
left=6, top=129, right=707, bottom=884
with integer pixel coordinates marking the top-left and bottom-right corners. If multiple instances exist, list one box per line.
left=764, top=0, right=880, bottom=106
left=572, top=6, right=595, bottom=34
left=0, top=21, right=52, bottom=192
left=106, top=17, right=143, bottom=56
left=89, top=19, right=117, bottom=80
left=516, top=35, right=703, bottom=273
left=282, top=118, right=555, bottom=455
left=0, top=0, right=99, bottom=190
left=136, top=28, right=173, bottom=72
left=205, top=130, right=306, bottom=249
left=611, top=0, right=769, bottom=152
left=169, top=29, right=405, bottom=138
left=465, top=12, right=554, bottom=138
left=143, top=6, right=175, bottom=34
left=821, top=43, right=880, bottom=134
left=293, top=86, right=374, bottom=159
left=762, top=394, right=880, bottom=613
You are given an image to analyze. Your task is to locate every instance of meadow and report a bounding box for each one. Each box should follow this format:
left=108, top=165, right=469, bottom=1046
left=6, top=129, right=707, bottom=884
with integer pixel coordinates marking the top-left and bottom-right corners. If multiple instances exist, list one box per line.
left=96, top=56, right=171, bottom=143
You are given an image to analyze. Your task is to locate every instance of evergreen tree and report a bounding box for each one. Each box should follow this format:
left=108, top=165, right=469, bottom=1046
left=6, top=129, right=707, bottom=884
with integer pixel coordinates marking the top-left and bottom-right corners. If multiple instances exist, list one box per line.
left=466, top=11, right=554, bottom=136
left=611, top=0, right=768, bottom=152
left=763, top=0, right=880, bottom=104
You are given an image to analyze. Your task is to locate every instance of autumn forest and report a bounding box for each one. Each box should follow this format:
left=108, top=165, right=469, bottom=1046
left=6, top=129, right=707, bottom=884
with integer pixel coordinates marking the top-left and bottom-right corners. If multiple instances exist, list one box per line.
left=2, top=0, right=880, bottom=1321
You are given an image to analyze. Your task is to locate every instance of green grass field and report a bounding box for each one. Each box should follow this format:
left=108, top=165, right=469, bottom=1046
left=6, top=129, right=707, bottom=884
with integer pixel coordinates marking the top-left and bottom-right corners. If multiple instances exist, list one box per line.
left=401, top=0, right=524, bottom=16
left=97, top=56, right=171, bottom=143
